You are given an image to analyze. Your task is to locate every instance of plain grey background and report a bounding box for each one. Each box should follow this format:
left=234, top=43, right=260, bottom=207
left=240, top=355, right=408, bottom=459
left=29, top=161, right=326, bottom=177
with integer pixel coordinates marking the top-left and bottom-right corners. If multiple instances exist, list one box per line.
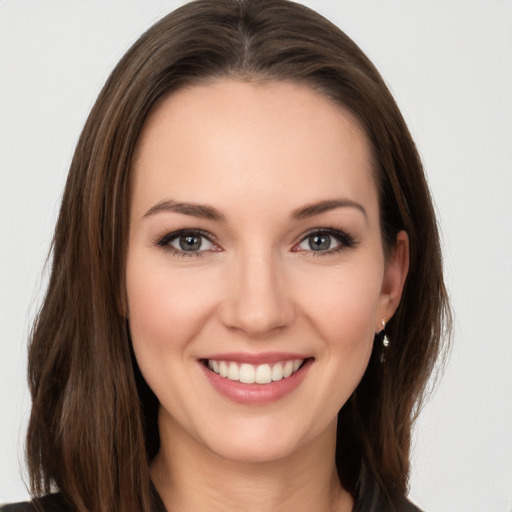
left=1, top=1, right=511, bottom=510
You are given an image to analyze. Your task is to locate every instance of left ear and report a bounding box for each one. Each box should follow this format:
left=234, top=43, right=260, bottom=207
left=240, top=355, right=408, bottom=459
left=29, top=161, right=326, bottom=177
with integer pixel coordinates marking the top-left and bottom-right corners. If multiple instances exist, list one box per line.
left=377, top=230, right=409, bottom=328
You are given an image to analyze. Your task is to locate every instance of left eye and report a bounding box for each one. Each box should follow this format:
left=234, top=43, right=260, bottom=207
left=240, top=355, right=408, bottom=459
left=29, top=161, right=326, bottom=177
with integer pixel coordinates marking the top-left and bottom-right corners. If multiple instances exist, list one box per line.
left=298, top=233, right=338, bottom=251
left=168, top=233, right=214, bottom=252
left=295, top=230, right=353, bottom=253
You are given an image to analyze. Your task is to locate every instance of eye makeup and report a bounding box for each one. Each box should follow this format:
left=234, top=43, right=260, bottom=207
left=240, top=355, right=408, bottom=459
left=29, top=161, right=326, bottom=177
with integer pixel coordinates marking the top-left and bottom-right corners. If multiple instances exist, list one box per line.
left=152, top=228, right=221, bottom=258
left=152, top=225, right=358, bottom=259
left=292, top=228, right=358, bottom=257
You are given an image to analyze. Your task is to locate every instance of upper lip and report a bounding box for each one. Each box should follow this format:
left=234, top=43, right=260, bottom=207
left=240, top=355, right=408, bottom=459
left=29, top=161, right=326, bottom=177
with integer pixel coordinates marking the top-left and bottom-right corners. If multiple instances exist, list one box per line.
left=201, top=352, right=311, bottom=365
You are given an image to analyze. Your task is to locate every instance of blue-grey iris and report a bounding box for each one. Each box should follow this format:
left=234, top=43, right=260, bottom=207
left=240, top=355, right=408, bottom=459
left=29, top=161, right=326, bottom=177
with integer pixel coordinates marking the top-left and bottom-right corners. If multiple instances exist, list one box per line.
left=309, top=234, right=331, bottom=251
left=179, top=235, right=202, bottom=251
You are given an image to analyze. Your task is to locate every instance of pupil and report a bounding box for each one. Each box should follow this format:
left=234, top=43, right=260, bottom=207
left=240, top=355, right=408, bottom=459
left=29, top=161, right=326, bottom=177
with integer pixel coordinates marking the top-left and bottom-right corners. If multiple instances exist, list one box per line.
left=309, top=234, right=331, bottom=251
left=179, top=235, right=201, bottom=251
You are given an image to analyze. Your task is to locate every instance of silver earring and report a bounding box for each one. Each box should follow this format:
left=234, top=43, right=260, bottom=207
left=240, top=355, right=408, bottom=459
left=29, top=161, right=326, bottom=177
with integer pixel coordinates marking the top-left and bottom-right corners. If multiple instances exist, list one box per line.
left=382, top=319, right=390, bottom=348
left=378, top=320, right=390, bottom=364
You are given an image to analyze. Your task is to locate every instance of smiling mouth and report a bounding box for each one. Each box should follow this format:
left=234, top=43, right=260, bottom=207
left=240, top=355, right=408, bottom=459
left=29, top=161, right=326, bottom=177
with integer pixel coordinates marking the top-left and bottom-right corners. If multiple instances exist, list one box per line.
left=203, top=359, right=307, bottom=384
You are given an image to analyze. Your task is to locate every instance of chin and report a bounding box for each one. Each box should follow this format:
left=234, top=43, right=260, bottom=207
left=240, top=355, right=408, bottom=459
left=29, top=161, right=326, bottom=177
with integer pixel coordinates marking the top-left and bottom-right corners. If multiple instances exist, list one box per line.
left=192, top=413, right=334, bottom=466
left=205, top=434, right=302, bottom=465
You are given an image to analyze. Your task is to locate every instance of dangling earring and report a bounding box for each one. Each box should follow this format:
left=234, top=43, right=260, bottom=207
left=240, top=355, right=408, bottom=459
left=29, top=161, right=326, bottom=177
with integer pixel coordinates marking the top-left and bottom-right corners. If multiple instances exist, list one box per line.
left=379, top=319, right=390, bottom=363
left=381, top=319, right=390, bottom=348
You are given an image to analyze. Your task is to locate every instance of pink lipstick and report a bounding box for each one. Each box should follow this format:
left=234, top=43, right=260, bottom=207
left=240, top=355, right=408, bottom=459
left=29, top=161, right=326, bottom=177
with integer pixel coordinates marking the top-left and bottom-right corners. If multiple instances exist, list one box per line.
left=199, top=354, right=312, bottom=404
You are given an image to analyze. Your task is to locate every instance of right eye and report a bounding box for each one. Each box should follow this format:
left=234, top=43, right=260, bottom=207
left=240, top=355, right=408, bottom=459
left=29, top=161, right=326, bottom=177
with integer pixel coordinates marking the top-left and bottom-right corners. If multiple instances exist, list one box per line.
left=155, top=230, right=219, bottom=256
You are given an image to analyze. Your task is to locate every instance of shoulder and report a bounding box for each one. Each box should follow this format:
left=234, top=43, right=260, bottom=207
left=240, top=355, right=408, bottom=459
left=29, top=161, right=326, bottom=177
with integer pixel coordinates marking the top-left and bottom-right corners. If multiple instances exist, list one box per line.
left=0, top=504, right=34, bottom=512
left=353, top=495, right=425, bottom=512
left=0, top=494, right=71, bottom=512
left=404, top=498, right=424, bottom=512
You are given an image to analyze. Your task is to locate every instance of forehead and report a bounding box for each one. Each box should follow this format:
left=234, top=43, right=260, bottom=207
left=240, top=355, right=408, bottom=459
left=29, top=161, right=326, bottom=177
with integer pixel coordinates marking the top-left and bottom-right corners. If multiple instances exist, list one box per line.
left=131, top=79, right=377, bottom=219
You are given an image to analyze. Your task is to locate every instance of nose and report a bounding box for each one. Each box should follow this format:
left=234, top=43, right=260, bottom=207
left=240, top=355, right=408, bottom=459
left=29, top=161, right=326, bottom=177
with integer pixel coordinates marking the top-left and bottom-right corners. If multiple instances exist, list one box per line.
left=218, top=248, right=295, bottom=337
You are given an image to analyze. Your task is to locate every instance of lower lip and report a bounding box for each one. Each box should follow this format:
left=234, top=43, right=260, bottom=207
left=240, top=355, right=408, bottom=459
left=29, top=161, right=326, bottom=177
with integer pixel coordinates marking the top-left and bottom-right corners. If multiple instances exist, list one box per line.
left=200, top=359, right=312, bottom=405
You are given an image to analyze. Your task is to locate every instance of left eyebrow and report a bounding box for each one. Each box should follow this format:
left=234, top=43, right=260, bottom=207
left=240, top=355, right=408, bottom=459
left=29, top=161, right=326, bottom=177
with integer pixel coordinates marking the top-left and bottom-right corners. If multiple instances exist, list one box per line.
left=291, top=199, right=367, bottom=221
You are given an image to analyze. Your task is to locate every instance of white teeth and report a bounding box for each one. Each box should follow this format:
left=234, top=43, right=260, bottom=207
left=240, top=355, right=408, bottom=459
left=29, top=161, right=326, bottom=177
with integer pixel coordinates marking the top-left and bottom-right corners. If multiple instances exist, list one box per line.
left=207, top=359, right=305, bottom=384
left=239, top=363, right=255, bottom=384
left=227, top=362, right=239, bottom=380
left=255, top=364, right=272, bottom=384
left=219, top=361, right=228, bottom=377
left=271, top=363, right=283, bottom=381
left=283, top=361, right=293, bottom=378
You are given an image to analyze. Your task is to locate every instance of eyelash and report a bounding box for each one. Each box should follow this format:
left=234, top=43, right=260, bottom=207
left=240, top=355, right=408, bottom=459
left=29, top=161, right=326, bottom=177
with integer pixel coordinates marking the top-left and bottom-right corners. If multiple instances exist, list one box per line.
left=294, top=228, right=357, bottom=257
left=153, top=229, right=217, bottom=258
left=153, top=227, right=357, bottom=258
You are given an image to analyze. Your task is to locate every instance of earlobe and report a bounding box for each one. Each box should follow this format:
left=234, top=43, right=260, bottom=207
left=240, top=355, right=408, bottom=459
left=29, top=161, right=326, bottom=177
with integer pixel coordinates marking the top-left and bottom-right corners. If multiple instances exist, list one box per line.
left=379, top=230, right=410, bottom=324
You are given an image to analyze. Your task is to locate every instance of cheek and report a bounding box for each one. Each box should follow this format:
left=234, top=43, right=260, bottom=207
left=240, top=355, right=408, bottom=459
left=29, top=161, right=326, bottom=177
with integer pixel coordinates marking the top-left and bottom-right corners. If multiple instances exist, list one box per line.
left=279, top=260, right=384, bottom=434
left=296, top=260, right=383, bottom=355
left=125, top=255, right=217, bottom=359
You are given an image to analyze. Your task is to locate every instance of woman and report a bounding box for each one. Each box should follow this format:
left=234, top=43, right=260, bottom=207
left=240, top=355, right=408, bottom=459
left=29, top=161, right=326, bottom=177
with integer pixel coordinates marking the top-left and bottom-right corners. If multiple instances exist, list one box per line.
left=1, top=0, right=450, bottom=511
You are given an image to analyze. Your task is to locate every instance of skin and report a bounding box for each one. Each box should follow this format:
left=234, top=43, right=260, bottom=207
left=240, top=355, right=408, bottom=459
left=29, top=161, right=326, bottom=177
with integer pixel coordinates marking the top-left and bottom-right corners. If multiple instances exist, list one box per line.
left=126, top=79, right=409, bottom=512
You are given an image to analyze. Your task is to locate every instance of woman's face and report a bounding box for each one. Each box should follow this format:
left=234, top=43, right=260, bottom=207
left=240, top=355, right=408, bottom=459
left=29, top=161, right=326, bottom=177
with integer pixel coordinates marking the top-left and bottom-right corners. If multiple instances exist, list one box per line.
left=126, top=79, right=407, bottom=463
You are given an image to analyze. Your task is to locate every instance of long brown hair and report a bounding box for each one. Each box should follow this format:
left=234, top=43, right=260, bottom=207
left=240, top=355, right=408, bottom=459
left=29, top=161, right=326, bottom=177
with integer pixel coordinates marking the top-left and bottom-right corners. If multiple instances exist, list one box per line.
left=26, top=1, right=451, bottom=511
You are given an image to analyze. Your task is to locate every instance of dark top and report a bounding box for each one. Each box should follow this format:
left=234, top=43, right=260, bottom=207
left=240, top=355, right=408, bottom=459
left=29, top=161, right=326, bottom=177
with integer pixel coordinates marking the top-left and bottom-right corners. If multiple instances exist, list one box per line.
left=1, top=487, right=422, bottom=512
left=0, top=486, right=166, bottom=512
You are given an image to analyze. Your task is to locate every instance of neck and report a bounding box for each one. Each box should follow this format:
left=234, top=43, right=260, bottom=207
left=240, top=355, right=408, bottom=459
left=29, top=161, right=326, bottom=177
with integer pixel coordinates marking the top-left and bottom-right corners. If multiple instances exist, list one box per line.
left=150, top=412, right=353, bottom=512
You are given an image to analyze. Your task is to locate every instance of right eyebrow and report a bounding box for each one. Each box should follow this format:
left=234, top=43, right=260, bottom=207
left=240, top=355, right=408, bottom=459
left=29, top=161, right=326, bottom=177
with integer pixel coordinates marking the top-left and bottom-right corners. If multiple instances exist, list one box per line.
left=143, top=199, right=225, bottom=221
